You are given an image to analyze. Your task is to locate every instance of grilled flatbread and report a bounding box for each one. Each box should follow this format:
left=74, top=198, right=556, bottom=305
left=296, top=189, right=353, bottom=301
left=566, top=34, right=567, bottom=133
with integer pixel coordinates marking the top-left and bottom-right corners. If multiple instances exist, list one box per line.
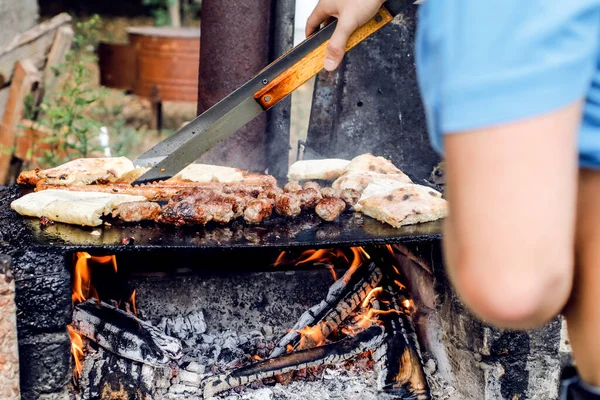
left=345, top=154, right=405, bottom=175
left=332, top=171, right=412, bottom=193
left=11, top=190, right=146, bottom=226
left=39, top=157, right=135, bottom=185
left=175, top=164, right=245, bottom=183
left=117, top=167, right=150, bottom=183
left=354, top=179, right=413, bottom=211
left=358, top=185, right=447, bottom=228
left=287, top=159, right=350, bottom=181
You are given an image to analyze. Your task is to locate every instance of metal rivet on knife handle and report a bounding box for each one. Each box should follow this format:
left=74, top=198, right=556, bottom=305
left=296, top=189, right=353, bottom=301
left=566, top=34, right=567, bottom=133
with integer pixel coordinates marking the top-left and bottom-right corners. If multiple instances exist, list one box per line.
left=253, top=6, right=394, bottom=111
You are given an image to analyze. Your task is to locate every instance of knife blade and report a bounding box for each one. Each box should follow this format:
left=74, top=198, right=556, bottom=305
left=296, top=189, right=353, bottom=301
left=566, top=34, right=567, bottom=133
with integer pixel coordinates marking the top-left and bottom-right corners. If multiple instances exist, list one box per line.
left=132, top=0, right=412, bottom=185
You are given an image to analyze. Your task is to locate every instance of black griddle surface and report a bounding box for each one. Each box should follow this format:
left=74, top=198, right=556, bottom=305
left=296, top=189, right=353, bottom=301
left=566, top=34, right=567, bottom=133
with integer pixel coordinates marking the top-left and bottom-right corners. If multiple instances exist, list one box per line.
left=0, top=186, right=442, bottom=252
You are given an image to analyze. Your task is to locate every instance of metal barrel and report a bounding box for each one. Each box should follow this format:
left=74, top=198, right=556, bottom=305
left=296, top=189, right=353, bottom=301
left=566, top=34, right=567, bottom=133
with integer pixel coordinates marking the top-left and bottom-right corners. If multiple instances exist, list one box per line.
left=128, top=27, right=200, bottom=102
left=97, top=42, right=135, bottom=91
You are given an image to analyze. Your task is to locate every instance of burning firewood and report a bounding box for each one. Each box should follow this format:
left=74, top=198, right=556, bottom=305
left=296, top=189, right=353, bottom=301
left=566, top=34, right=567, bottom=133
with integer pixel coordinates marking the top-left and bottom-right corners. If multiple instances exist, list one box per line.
left=373, top=285, right=431, bottom=399
left=203, top=325, right=385, bottom=399
left=270, top=262, right=383, bottom=357
left=71, top=300, right=183, bottom=367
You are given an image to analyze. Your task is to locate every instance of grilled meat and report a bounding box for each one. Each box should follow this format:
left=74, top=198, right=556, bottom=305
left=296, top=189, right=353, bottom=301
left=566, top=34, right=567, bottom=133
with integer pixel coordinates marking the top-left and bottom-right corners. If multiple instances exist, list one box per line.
left=320, top=187, right=341, bottom=199
left=303, top=181, right=321, bottom=192
left=158, top=198, right=235, bottom=226
left=17, top=169, right=41, bottom=186
left=241, top=174, right=277, bottom=187
left=203, top=201, right=235, bottom=223
left=222, top=184, right=264, bottom=197
left=158, top=200, right=213, bottom=226
left=296, top=188, right=322, bottom=209
left=258, top=186, right=283, bottom=200
left=112, top=201, right=162, bottom=222
left=244, top=198, right=275, bottom=224
left=36, top=181, right=188, bottom=202
left=275, top=193, right=302, bottom=217
left=284, top=181, right=302, bottom=193
left=340, top=188, right=361, bottom=208
left=315, top=198, right=346, bottom=221
left=212, top=192, right=250, bottom=218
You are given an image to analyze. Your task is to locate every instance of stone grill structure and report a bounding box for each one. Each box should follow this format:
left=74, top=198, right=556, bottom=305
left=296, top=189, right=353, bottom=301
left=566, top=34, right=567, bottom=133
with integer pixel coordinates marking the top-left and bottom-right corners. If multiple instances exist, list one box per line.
left=0, top=199, right=570, bottom=400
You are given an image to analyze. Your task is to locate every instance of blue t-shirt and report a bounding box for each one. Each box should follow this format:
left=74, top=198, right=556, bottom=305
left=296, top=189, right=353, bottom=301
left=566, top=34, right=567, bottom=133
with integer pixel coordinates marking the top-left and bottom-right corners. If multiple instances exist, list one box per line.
left=415, top=0, right=600, bottom=168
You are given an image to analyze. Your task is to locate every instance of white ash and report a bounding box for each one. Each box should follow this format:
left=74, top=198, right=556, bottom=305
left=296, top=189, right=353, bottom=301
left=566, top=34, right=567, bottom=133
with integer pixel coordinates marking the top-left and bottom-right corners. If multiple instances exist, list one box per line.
left=76, top=317, right=382, bottom=400
left=157, top=310, right=208, bottom=342
left=421, top=355, right=458, bottom=400
left=220, top=366, right=379, bottom=400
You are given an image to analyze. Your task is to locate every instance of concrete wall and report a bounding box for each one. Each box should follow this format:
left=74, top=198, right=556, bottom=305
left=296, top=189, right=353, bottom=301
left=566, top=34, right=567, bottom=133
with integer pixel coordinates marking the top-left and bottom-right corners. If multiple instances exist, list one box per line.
left=0, top=0, right=40, bottom=49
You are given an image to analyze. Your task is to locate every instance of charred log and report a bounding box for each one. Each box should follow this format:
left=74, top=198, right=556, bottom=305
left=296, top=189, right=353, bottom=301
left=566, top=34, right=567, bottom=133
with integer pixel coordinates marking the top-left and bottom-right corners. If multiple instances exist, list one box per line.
left=71, top=300, right=183, bottom=367
left=77, top=346, right=162, bottom=400
left=203, top=325, right=385, bottom=399
left=374, top=286, right=430, bottom=399
left=270, top=262, right=383, bottom=357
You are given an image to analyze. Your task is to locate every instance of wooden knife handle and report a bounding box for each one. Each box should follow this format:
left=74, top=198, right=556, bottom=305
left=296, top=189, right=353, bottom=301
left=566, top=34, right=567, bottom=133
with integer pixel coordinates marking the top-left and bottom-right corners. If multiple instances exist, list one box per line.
left=253, top=6, right=394, bottom=110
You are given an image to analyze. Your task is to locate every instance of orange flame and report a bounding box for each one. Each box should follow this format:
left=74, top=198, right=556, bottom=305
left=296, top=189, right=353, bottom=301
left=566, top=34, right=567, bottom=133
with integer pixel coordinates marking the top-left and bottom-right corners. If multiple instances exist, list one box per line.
left=385, top=244, right=395, bottom=255
left=72, top=253, right=119, bottom=304
left=67, top=325, right=84, bottom=379
left=344, top=247, right=369, bottom=283
left=325, top=265, right=337, bottom=281
left=72, top=252, right=92, bottom=303
left=252, top=354, right=263, bottom=361
left=295, top=324, right=327, bottom=349
left=362, top=287, right=383, bottom=308
left=296, top=249, right=348, bottom=266
left=358, top=247, right=371, bottom=260
left=129, top=289, right=137, bottom=317
left=356, top=309, right=400, bottom=330
left=273, top=251, right=288, bottom=267
left=394, top=280, right=406, bottom=290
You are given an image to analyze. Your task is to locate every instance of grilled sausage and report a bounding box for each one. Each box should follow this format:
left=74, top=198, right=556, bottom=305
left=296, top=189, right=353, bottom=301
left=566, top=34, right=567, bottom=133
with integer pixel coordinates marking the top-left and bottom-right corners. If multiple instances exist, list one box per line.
left=244, top=198, right=275, bottom=224
left=320, top=187, right=341, bottom=199
left=284, top=181, right=302, bottom=193
left=340, top=188, right=361, bottom=208
left=275, top=193, right=302, bottom=217
left=303, top=181, right=321, bottom=192
left=296, top=188, right=322, bottom=210
left=315, top=198, right=346, bottom=221
left=112, top=201, right=162, bottom=222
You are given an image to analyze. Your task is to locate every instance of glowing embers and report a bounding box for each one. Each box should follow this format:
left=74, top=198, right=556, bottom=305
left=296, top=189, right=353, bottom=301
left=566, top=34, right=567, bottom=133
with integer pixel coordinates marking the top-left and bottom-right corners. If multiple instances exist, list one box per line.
left=204, top=247, right=430, bottom=398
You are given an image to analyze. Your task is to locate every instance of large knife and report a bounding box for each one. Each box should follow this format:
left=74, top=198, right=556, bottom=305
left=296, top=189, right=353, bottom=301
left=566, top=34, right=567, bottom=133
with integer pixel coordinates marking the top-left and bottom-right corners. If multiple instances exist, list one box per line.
left=132, top=0, right=412, bottom=185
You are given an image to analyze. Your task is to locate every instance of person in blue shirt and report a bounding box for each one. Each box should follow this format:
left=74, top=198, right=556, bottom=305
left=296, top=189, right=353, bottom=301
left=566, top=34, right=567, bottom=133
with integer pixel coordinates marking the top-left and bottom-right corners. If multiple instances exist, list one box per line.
left=306, top=1, right=600, bottom=398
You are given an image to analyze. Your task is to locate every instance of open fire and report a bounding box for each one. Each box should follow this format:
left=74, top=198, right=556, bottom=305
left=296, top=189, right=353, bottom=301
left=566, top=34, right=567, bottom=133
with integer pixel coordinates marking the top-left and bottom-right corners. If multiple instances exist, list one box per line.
left=66, top=246, right=430, bottom=399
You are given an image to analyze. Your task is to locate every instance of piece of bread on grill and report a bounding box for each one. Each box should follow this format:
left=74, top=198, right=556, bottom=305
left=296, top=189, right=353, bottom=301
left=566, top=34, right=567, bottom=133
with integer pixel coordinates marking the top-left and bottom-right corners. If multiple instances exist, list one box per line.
left=116, top=167, right=150, bottom=183
left=354, top=179, right=414, bottom=211
left=332, top=171, right=412, bottom=193
left=175, top=164, right=245, bottom=183
left=345, top=153, right=405, bottom=175
left=17, top=157, right=135, bottom=186
left=358, top=185, right=447, bottom=228
left=11, top=190, right=147, bottom=226
left=287, top=159, right=351, bottom=181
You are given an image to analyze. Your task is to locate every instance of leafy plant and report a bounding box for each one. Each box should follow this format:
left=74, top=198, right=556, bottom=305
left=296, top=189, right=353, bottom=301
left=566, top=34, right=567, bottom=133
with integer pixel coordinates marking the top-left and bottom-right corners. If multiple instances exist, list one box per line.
left=72, top=14, right=102, bottom=54
left=22, top=15, right=106, bottom=168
